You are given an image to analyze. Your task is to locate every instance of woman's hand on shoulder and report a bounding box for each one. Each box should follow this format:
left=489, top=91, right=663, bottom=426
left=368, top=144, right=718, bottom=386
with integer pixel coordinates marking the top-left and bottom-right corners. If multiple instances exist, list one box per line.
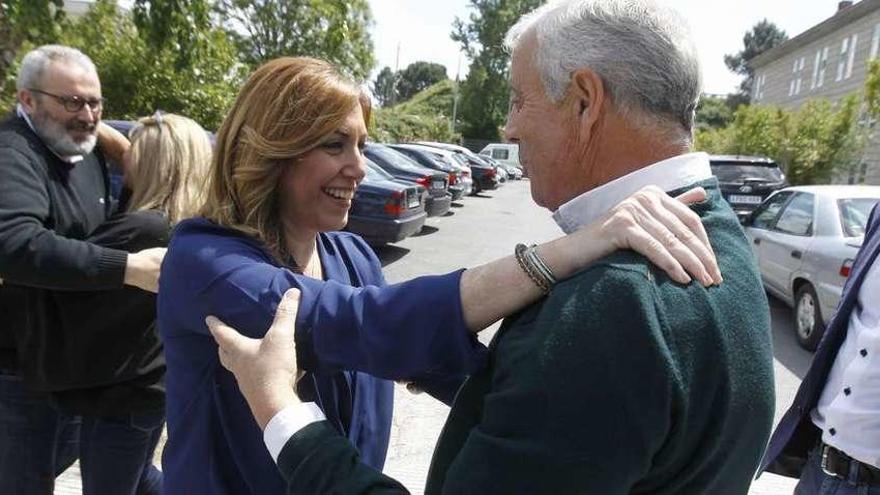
left=577, top=185, right=722, bottom=286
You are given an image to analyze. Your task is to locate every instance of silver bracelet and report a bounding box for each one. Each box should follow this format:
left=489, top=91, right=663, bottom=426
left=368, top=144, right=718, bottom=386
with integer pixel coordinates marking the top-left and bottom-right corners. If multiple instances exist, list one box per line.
left=524, top=244, right=557, bottom=286
left=515, top=243, right=557, bottom=294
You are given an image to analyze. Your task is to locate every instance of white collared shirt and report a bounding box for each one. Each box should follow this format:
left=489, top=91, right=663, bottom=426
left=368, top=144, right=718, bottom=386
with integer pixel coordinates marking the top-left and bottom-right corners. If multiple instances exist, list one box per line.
left=16, top=104, right=84, bottom=164
left=552, top=152, right=713, bottom=233
left=263, top=402, right=326, bottom=462
left=812, top=257, right=880, bottom=468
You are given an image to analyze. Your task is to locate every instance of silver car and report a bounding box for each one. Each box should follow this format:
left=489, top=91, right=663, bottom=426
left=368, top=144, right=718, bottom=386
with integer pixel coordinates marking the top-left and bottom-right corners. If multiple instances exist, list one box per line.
left=743, top=185, right=880, bottom=351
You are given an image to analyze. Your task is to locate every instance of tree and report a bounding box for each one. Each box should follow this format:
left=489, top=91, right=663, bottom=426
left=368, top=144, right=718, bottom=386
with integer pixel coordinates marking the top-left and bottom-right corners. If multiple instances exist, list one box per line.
left=724, top=20, right=788, bottom=106
left=372, top=61, right=448, bottom=107
left=133, top=0, right=213, bottom=70
left=0, top=0, right=67, bottom=103
left=372, top=79, right=459, bottom=143
left=452, top=0, right=544, bottom=140
left=57, top=0, right=243, bottom=130
left=373, top=66, right=396, bottom=107
left=695, top=99, right=866, bottom=185
left=866, top=59, right=880, bottom=119
left=397, top=61, right=447, bottom=101
left=695, top=94, right=734, bottom=131
left=215, top=0, right=375, bottom=80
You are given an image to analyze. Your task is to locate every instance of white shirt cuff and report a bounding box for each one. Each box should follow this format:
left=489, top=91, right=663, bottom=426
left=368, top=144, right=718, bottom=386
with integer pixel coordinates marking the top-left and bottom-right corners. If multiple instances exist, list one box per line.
left=263, top=402, right=326, bottom=463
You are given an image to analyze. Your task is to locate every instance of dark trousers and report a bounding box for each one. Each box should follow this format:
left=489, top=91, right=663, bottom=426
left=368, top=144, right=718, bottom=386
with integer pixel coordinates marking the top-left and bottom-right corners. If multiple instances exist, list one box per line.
left=0, top=371, right=164, bottom=495
left=0, top=372, right=80, bottom=495
left=80, top=409, right=164, bottom=495
left=796, top=445, right=880, bottom=495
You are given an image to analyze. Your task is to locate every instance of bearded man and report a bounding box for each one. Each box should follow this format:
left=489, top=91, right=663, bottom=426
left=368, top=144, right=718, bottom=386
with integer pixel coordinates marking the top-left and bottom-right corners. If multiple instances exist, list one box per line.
left=0, top=45, right=163, bottom=494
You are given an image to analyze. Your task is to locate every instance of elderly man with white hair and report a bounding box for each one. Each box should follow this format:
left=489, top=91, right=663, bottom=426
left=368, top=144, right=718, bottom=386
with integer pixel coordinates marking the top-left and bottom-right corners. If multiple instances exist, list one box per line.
left=205, top=1, right=776, bottom=493
left=0, top=45, right=164, bottom=493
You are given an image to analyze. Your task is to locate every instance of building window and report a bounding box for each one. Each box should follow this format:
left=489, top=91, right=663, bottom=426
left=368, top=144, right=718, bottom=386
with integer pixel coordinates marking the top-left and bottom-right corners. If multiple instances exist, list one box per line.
left=754, top=73, right=767, bottom=101
left=818, top=47, right=829, bottom=87
left=871, top=23, right=880, bottom=60
left=846, top=34, right=858, bottom=79
left=811, top=50, right=821, bottom=89
left=790, top=56, right=806, bottom=96
left=837, top=37, right=850, bottom=81
left=837, top=34, right=858, bottom=81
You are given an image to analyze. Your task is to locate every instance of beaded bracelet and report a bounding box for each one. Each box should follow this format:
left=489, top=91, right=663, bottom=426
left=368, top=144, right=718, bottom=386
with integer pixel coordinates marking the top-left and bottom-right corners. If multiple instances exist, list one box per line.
left=524, top=244, right=557, bottom=287
left=515, top=243, right=556, bottom=294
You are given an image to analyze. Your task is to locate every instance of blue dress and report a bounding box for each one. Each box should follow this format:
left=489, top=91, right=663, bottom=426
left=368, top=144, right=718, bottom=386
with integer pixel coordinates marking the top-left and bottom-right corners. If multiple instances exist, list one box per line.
left=157, top=218, right=487, bottom=494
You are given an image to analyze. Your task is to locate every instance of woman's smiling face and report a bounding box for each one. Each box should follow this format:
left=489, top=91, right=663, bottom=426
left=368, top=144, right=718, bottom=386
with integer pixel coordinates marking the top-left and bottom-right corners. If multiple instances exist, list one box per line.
left=278, top=104, right=368, bottom=235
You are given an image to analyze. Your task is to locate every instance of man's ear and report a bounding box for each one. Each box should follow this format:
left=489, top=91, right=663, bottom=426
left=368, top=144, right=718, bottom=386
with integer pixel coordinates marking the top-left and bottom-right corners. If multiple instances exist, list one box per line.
left=570, top=68, right=605, bottom=130
left=18, top=89, right=36, bottom=114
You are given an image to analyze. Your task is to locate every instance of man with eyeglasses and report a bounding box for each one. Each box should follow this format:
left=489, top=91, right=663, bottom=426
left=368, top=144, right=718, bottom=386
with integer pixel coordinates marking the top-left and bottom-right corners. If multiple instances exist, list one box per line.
left=0, top=45, right=164, bottom=494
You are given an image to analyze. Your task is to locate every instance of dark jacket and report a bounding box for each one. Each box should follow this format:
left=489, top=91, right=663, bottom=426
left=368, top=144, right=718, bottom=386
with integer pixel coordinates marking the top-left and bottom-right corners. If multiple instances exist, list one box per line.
left=760, top=203, right=880, bottom=477
left=49, top=210, right=170, bottom=416
left=0, top=113, right=127, bottom=383
left=157, top=218, right=486, bottom=495
left=270, top=179, right=777, bottom=494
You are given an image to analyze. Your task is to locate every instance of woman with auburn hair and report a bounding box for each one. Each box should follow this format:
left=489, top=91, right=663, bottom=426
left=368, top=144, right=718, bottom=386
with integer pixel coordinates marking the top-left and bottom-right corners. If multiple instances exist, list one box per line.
left=157, top=57, right=719, bottom=494
left=36, top=113, right=211, bottom=494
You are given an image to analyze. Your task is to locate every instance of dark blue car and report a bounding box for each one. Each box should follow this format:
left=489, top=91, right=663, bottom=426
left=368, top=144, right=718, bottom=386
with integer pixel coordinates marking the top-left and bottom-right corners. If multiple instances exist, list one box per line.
left=387, top=144, right=466, bottom=201
left=345, top=159, right=427, bottom=246
left=364, top=144, right=451, bottom=217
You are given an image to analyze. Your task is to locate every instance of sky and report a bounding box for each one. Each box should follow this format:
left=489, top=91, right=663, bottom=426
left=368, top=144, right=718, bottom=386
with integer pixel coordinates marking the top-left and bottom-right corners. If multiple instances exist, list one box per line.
left=367, top=0, right=847, bottom=95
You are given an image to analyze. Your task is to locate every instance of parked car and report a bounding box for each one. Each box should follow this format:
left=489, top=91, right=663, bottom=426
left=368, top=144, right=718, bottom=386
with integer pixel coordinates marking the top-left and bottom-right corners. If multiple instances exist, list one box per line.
left=710, top=155, right=787, bottom=222
left=743, top=185, right=880, bottom=351
left=387, top=144, right=468, bottom=199
left=393, top=143, right=476, bottom=196
left=345, top=159, right=427, bottom=246
left=482, top=155, right=522, bottom=180
left=445, top=151, right=499, bottom=194
left=364, top=144, right=452, bottom=217
left=419, top=141, right=511, bottom=186
left=415, top=142, right=500, bottom=193
left=479, top=143, right=522, bottom=175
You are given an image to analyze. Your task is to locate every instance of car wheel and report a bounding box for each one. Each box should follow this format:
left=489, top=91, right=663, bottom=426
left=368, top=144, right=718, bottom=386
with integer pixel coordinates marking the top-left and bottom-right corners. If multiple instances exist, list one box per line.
left=794, top=284, right=826, bottom=352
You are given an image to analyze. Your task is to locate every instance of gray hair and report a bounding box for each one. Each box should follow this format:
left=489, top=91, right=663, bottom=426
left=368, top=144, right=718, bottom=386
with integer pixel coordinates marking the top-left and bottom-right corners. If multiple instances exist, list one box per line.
left=16, top=45, right=98, bottom=92
left=505, top=0, right=702, bottom=134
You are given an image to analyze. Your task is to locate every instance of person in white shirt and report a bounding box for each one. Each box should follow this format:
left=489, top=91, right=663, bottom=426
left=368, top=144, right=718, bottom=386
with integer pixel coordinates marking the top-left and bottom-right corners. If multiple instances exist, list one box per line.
left=761, top=202, right=880, bottom=494
left=202, top=1, right=776, bottom=493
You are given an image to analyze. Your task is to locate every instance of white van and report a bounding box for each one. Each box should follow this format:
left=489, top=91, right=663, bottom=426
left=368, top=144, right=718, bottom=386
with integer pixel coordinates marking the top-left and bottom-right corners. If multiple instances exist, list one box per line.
left=479, top=143, right=521, bottom=171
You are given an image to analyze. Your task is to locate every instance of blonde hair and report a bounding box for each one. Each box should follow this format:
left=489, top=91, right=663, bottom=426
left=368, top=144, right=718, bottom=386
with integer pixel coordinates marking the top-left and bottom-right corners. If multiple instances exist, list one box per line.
left=126, top=113, right=213, bottom=225
left=200, top=57, right=370, bottom=261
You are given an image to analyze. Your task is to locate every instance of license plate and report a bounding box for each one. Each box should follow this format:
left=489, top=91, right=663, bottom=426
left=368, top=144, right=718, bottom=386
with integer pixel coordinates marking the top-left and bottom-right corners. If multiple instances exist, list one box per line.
left=431, top=180, right=445, bottom=189
left=729, top=195, right=763, bottom=205
left=407, top=195, right=420, bottom=208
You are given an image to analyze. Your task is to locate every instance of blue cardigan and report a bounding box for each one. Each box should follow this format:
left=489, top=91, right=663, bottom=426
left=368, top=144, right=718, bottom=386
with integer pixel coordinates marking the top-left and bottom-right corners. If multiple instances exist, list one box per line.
left=157, top=218, right=487, bottom=494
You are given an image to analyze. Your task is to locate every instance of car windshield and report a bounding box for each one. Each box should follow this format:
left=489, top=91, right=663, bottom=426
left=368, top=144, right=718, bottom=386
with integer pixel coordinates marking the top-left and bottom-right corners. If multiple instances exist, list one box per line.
left=491, top=148, right=509, bottom=160
left=838, top=198, right=879, bottom=237
left=367, top=146, right=424, bottom=172
left=710, top=163, right=784, bottom=183
left=365, top=160, right=393, bottom=182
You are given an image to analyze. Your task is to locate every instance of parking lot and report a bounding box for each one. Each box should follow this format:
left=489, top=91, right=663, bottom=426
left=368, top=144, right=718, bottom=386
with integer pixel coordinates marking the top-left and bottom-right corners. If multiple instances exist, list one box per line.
left=58, top=179, right=808, bottom=494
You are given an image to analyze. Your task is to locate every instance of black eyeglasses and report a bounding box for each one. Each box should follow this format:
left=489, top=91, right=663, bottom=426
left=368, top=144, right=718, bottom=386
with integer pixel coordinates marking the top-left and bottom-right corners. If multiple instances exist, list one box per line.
left=28, top=88, right=105, bottom=113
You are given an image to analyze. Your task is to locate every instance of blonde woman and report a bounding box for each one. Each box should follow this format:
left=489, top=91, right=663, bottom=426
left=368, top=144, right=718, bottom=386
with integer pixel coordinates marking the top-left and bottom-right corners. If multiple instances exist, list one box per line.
left=156, top=57, right=720, bottom=495
left=44, top=113, right=211, bottom=495
left=121, top=113, right=212, bottom=224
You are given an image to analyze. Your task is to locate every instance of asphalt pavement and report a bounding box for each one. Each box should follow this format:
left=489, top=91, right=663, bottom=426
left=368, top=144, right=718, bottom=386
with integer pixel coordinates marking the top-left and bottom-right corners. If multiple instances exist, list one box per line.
left=57, top=179, right=809, bottom=494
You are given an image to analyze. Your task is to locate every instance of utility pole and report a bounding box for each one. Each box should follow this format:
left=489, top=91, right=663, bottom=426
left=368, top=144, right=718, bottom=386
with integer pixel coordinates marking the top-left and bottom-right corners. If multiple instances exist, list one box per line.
left=391, top=42, right=401, bottom=106
left=451, top=52, right=462, bottom=136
